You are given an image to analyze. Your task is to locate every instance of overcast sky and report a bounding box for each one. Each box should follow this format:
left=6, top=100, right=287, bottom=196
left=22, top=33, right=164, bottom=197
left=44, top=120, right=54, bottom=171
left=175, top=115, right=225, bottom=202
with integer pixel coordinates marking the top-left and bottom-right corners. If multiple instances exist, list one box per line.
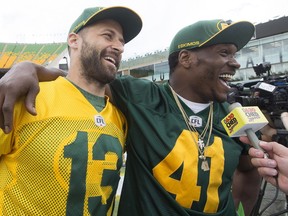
left=0, top=0, right=287, bottom=59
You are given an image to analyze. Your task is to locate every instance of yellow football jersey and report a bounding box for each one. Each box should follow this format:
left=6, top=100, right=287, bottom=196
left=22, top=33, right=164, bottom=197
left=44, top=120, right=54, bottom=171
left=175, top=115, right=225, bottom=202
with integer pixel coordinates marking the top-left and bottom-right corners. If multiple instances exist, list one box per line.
left=0, top=77, right=127, bottom=215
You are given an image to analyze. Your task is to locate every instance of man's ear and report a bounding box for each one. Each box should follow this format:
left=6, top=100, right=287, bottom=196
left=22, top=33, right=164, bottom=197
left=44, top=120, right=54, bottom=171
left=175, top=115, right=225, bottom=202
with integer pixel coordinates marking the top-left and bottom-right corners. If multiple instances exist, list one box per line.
left=178, top=50, right=195, bottom=68
left=67, top=33, right=79, bottom=50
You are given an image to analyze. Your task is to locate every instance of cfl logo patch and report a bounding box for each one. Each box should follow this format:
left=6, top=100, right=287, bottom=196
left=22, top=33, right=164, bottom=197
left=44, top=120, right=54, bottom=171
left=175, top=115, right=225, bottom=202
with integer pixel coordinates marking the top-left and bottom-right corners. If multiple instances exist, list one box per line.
left=94, top=115, right=106, bottom=127
left=189, top=116, right=202, bottom=127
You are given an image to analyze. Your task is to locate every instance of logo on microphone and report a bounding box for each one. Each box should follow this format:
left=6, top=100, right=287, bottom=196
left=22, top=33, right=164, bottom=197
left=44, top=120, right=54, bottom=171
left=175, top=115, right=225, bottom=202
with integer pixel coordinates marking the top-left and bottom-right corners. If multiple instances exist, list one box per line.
left=223, top=113, right=238, bottom=133
left=221, top=105, right=268, bottom=137
left=242, top=107, right=261, bottom=122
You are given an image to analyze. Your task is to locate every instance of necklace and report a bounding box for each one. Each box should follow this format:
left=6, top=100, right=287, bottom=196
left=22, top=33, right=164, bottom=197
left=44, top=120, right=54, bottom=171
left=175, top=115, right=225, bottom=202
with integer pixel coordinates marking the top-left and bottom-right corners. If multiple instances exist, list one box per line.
left=169, top=85, right=213, bottom=171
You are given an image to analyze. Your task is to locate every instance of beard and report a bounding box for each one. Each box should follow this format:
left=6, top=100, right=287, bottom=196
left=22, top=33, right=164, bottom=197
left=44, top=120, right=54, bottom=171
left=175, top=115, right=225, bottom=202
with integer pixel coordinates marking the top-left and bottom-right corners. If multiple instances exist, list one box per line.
left=79, top=39, right=119, bottom=85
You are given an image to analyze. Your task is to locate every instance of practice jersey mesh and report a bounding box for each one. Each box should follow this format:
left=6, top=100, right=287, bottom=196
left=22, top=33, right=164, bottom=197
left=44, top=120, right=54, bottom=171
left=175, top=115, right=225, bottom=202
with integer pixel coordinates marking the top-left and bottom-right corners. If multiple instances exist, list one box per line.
left=0, top=77, right=127, bottom=216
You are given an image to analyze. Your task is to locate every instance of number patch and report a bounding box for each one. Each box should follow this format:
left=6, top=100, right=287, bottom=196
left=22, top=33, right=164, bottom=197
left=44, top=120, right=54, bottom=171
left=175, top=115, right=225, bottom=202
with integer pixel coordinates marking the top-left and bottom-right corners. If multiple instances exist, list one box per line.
left=153, top=130, right=224, bottom=213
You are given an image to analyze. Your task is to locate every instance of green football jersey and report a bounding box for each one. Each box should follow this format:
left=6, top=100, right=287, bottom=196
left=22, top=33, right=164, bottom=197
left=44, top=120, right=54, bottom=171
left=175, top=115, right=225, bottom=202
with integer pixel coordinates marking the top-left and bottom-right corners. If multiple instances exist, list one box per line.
left=0, top=77, right=127, bottom=216
left=110, top=76, right=246, bottom=216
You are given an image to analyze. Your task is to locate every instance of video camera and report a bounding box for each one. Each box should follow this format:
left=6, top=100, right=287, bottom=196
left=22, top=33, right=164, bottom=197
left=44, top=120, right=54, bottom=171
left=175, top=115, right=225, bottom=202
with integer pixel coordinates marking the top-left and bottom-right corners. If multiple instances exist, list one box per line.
left=228, top=62, right=288, bottom=146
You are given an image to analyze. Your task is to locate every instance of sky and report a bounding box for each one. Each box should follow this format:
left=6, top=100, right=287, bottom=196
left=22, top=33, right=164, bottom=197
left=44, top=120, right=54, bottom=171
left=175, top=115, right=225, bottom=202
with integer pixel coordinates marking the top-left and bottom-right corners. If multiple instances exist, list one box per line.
left=0, top=0, right=288, bottom=60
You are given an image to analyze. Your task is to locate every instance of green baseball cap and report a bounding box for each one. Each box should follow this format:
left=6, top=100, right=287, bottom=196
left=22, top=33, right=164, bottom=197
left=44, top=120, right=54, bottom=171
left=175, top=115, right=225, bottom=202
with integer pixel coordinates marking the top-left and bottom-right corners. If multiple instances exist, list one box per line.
left=69, top=6, right=142, bottom=44
left=169, top=19, right=255, bottom=55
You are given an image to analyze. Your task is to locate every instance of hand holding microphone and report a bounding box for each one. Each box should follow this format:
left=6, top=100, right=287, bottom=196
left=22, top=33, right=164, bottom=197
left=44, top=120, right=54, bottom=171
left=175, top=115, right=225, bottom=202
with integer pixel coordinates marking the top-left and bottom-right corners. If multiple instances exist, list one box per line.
left=221, top=102, right=269, bottom=157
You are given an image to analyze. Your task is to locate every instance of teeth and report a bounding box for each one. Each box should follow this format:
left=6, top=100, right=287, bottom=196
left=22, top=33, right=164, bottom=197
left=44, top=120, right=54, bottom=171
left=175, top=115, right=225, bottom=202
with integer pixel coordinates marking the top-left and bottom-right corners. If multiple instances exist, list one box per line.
left=219, top=74, right=233, bottom=78
left=104, top=56, right=116, bottom=65
left=219, top=74, right=233, bottom=81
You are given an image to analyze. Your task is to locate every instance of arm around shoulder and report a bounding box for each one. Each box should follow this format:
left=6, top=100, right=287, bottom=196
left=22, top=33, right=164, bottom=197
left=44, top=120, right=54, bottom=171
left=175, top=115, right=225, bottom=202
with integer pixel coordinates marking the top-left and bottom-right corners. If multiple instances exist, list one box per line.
left=0, top=61, right=65, bottom=133
left=31, top=61, right=67, bottom=81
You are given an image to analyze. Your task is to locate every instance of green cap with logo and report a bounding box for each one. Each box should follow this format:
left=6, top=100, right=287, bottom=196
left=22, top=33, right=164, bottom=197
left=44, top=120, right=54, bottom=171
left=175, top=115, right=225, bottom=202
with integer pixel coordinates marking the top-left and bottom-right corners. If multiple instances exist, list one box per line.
left=169, top=19, right=255, bottom=55
left=69, top=6, right=142, bottom=44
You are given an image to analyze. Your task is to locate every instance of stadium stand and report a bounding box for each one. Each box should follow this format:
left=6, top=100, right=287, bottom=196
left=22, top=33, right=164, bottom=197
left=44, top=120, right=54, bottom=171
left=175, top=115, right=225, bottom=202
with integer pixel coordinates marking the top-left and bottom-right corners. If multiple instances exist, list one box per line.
left=0, top=42, right=67, bottom=69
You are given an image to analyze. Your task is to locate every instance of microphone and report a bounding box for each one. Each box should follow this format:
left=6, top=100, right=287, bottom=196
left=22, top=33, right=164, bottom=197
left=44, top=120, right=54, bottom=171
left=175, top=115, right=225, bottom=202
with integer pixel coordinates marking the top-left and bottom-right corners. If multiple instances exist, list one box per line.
left=280, top=112, right=288, bottom=131
left=221, top=102, right=268, bottom=154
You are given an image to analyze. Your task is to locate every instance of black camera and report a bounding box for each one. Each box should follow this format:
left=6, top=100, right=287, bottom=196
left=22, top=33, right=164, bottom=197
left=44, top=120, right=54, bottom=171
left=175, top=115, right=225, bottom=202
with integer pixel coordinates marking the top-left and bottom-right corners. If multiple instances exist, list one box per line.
left=234, top=78, right=288, bottom=113
left=229, top=62, right=288, bottom=115
left=228, top=62, right=288, bottom=146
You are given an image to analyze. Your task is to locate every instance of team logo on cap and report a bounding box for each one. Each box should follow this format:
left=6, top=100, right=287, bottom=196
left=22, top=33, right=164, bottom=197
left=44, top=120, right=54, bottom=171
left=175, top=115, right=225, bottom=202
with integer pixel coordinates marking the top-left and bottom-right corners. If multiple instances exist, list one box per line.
left=219, top=22, right=229, bottom=30
left=178, top=41, right=200, bottom=49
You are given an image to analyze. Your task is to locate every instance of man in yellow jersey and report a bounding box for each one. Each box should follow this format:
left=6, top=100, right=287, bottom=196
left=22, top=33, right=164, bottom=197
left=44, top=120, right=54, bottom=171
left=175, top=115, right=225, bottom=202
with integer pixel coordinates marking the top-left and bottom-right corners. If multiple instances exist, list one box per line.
left=0, top=6, right=142, bottom=215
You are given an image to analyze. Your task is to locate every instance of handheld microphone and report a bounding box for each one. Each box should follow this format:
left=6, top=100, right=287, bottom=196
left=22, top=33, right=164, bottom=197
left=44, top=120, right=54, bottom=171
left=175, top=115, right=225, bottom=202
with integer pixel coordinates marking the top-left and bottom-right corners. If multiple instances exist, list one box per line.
left=221, top=102, right=268, bottom=155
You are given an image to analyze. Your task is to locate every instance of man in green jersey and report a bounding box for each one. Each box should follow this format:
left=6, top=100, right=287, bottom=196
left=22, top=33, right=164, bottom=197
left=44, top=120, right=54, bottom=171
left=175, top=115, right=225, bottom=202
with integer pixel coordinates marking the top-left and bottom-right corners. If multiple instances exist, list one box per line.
left=0, top=19, right=265, bottom=215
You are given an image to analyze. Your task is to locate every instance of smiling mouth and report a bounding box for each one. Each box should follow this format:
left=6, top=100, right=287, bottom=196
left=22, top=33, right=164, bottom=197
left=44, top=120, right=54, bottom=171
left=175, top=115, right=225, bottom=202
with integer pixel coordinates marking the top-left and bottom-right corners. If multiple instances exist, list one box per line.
left=104, top=56, right=118, bottom=68
left=219, top=74, right=233, bottom=86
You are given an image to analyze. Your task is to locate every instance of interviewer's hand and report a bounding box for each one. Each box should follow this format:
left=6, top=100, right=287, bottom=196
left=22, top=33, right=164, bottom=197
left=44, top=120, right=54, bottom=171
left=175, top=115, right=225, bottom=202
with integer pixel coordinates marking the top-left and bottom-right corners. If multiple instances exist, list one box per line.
left=240, top=136, right=288, bottom=194
left=0, top=61, right=39, bottom=133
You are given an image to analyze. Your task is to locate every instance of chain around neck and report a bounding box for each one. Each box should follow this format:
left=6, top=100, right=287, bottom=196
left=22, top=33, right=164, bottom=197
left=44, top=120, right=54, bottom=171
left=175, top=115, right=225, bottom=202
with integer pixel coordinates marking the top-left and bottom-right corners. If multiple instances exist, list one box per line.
left=169, top=85, right=214, bottom=159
